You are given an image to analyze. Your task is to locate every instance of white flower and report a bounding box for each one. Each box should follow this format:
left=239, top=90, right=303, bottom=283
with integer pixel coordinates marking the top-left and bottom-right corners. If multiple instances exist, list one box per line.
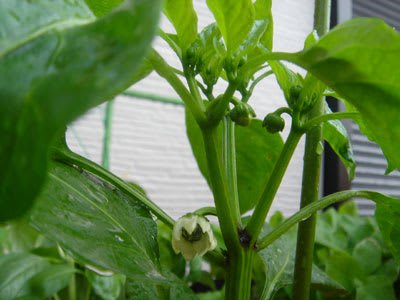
left=172, top=214, right=217, bottom=261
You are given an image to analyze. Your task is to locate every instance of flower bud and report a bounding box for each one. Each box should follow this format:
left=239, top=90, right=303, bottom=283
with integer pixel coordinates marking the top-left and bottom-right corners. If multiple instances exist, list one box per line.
left=262, top=113, right=285, bottom=133
left=230, top=103, right=256, bottom=126
left=172, top=214, right=217, bottom=261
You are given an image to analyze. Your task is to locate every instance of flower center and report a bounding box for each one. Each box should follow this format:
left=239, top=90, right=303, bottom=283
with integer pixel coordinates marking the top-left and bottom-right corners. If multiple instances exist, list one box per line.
left=182, top=224, right=203, bottom=242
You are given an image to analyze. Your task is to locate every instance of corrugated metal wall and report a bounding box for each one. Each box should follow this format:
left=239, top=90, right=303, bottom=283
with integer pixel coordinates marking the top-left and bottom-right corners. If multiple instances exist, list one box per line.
left=66, top=1, right=316, bottom=219
left=350, top=0, right=400, bottom=215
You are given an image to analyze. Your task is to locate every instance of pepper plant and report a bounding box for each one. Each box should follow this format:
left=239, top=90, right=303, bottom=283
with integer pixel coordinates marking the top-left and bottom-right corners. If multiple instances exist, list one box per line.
left=1, top=0, right=400, bottom=299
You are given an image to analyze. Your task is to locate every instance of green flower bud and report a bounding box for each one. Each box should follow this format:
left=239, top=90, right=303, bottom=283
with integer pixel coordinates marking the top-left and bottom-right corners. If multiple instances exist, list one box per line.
left=262, top=113, right=285, bottom=133
left=172, top=214, right=217, bottom=261
left=289, top=85, right=302, bottom=106
left=230, top=103, right=256, bottom=126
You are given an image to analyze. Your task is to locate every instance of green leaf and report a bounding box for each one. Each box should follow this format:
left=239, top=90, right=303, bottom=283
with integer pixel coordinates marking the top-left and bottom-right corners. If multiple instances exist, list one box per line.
left=236, top=20, right=269, bottom=60
left=291, top=18, right=400, bottom=173
left=374, top=195, right=400, bottom=264
left=352, top=238, right=382, bottom=275
left=324, top=252, right=365, bottom=292
left=338, top=200, right=359, bottom=217
left=0, top=0, right=161, bottom=221
left=84, top=0, right=124, bottom=17
left=206, top=0, right=255, bottom=54
left=253, top=0, right=273, bottom=50
left=27, top=264, right=76, bottom=299
left=235, top=120, right=283, bottom=213
left=258, top=224, right=346, bottom=300
left=315, top=208, right=348, bottom=252
left=30, top=161, right=164, bottom=282
left=355, top=275, right=397, bottom=300
left=186, top=110, right=283, bottom=213
left=0, top=253, right=50, bottom=300
left=164, top=0, right=198, bottom=51
left=268, top=60, right=302, bottom=106
left=126, top=268, right=199, bottom=300
left=7, top=221, right=40, bottom=253
left=86, top=269, right=125, bottom=300
left=323, top=103, right=356, bottom=180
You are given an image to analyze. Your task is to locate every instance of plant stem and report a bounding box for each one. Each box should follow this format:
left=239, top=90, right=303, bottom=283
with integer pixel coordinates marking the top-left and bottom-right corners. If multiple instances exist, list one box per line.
left=193, top=206, right=218, bottom=216
left=122, top=90, right=183, bottom=106
left=292, top=2, right=330, bottom=300
left=257, top=190, right=375, bottom=251
left=222, top=116, right=241, bottom=222
left=201, top=127, right=241, bottom=252
left=246, top=127, right=303, bottom=245
left=102, top=99, right=114, bottom=170
left=148, top=49, right=207, bottom=125
left=53, top=149, right=176, bottom=229
left=184, top=67, right=206, bottom=111
left=302, top=112, right=360, bottom=132
left=67, top=259, right=76, bottom=300
left=225, top=248, right=254, bottom=300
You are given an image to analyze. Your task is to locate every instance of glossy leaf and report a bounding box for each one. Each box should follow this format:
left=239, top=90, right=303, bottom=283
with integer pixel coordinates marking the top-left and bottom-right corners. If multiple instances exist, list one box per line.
left=86, top=270, right=125, bottom=300
left=206, top=0, right=255, bottom=54
left=0, top=253, right=50, bottom=300
left=253, top=0, right=273, bottom=50
left=30, top=161, right=164, bottom=282
left=27, top=264, right=76, bottom=299
left=291, top=18, right=400, bottom=173
left=164, top=0, right=198, bottom=51
left=258, top=224, right=346, bottom=300
left=0, top=0, right=161, bottom=221
left=186, top=110, right=283, bottom=213
left=323, top=103, right=356, bottom=180
left=236, top=20, right=269, bottom=60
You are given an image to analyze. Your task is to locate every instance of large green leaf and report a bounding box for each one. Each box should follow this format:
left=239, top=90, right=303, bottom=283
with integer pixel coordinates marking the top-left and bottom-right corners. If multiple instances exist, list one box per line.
left=206, top=0, right=255, bottom=54
left=290, top=18, right=400, bottom=173
left=164, top=0, right=198, bottom=51
left=258, top=224, right=346, bottom=300
left=253, top=0, right=273, bottom=50
left=374, top=194, right=400, bottom=265
left=323, top=103, right=356, bottom=180
left=0, top=0, right=161, bottom=221
left=0, top=253, right=50, bottom=300
left=186, top=110, right=283, bottom=214
left=30, top=161, right=163, bottom=283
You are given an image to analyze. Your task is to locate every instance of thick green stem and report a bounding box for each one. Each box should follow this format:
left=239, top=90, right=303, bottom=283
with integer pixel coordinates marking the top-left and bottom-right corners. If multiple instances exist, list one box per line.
left=53, top=149, right=175, bottom=229
left=246, top=127, right=303, bottom=245
left=225, top=249, right=254, bottom=300
left=201, top=127, right=241, bottom=252
left=102, top=100, right=114, bottom=170
left=292, top=2, right=331, bottom=300
left=222, top=117, right=241, bottom=222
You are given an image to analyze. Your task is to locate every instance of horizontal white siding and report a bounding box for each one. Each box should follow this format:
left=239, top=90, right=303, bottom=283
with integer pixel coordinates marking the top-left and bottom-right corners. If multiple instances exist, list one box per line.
left=66, top=0, right=315, bottom=220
